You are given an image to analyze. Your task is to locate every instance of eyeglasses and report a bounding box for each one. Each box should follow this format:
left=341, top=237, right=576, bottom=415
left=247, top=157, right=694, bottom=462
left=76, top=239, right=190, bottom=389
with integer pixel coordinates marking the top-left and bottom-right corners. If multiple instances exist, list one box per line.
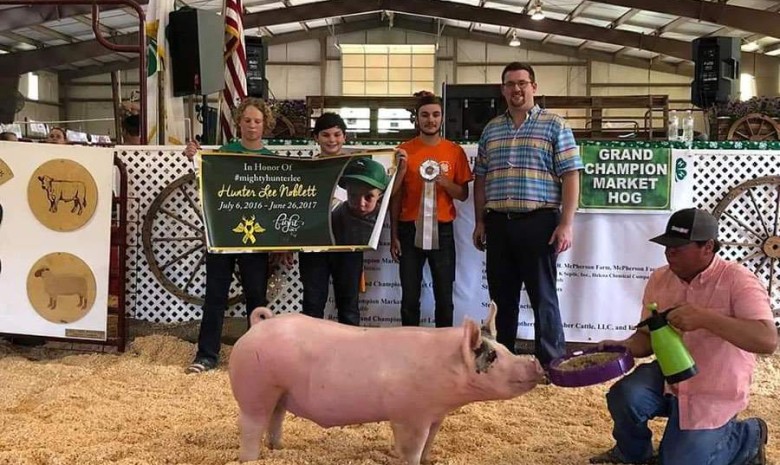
left=502, top=80, right=533, bottom=89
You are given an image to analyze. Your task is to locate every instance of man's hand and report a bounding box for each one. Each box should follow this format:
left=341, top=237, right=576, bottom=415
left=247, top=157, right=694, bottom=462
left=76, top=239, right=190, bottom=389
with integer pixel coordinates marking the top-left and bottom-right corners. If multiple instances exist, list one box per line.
left=596, top=339, right=628, bottom=351
left=390, top=235, right=402, bottom=261
left=549, top=222, right=573, bottom=253
left=472, top=222, right=486, bottom=251
left=183, top=140, right=201, bottom=160
left=596, top=333, right=652, bottom=358
left=666, top=304, right=712, bottom=332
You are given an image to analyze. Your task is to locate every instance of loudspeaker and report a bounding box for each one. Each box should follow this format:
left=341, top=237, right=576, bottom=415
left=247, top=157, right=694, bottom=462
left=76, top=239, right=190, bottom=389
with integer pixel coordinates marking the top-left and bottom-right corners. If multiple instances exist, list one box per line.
left=166, top=8, right=224, bottom=96
left=691, top=36, right=740, bottom=108
left=444, top=84, right=505, bottom=141
left=197, top=104, right=218, bottom=144
left=0, top=75, right=21, bottom=124
left=245, top=36, right=269, bottom=100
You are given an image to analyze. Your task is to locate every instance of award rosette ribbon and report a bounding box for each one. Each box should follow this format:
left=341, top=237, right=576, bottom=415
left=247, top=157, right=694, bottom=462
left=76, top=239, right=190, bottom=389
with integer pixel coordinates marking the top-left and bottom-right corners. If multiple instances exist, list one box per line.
left=415, top=159, right=440, bottom=250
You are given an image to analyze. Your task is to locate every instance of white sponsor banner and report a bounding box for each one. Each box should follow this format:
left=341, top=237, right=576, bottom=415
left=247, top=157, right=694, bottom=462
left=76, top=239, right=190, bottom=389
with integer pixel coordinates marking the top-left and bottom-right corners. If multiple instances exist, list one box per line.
left=0, top=142, right=113, bottom=340
left=320, top=146, right=695, bottom=342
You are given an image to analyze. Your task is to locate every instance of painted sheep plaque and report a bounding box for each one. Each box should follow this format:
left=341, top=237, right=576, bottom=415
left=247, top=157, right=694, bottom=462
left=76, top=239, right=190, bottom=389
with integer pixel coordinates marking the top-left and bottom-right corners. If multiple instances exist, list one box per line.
left=26, top=252, right=96, bottom=323
left=0, top=157, right=13, bottom=186
left=27, top=159, right=98, bottom=231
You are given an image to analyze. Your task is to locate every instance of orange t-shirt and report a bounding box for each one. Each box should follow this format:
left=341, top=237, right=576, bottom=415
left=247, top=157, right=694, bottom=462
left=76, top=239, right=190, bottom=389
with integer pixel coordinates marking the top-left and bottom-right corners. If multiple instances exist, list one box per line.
left=396, top=137, right=473, bottom=222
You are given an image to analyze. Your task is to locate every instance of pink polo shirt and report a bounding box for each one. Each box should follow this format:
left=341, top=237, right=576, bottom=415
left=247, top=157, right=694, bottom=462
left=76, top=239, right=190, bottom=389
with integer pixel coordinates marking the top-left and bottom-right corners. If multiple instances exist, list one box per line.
left=640, top=256, right=772, bottom=430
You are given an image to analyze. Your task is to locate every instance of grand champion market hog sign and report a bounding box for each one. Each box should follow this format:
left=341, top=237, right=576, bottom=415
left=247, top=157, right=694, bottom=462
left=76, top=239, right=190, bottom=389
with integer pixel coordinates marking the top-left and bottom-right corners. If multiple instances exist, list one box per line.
left=579, top=145, right=673, bottom=211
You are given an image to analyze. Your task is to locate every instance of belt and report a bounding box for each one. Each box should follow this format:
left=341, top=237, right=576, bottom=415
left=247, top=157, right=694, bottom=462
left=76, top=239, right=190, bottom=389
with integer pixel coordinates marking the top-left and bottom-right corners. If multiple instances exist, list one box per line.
left=486, top=208, right=557, bottom=220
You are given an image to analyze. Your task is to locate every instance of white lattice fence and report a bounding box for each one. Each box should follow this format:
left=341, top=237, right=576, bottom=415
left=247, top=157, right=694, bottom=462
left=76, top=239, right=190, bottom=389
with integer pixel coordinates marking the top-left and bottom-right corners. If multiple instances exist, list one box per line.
left=118, top=146, right=780, bottom=323
left=118, top=146, right=319, bottom=323
left=692, top=150, right=780, bottom=321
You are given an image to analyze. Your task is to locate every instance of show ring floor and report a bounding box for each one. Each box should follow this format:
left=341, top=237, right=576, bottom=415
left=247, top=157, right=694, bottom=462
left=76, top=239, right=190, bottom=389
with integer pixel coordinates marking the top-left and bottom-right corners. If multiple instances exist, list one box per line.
left=0, top=320, right=777, bottom=465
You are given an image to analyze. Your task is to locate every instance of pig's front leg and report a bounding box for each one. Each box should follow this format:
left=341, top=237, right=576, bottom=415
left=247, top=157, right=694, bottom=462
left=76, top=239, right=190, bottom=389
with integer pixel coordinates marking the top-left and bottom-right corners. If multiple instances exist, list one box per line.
left=390, top=420, right=434, bottom=465
left=419, top=419, right=444, bottom=464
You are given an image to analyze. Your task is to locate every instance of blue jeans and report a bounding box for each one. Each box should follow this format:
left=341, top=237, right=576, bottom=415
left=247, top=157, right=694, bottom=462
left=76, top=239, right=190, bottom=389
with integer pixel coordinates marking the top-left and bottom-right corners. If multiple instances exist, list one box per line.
left=397, top=221, right=456, bottom=328
left=606, top=361, right=762, bottom=464
left=484, top=209, right=565, bottom=365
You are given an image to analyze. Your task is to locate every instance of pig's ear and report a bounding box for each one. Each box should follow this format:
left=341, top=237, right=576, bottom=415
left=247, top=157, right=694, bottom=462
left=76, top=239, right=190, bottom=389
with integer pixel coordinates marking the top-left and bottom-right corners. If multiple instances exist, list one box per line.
left=461, top=319, right=482, bottom=370
left=464, top=318, right=482, bottom=350
left=480, top=301, right=498, bottom=339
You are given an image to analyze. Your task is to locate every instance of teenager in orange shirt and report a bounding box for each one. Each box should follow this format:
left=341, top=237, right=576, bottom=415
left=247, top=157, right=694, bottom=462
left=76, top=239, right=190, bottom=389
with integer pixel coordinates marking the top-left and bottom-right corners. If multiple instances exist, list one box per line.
left=390, top=92, right=473, bottom=327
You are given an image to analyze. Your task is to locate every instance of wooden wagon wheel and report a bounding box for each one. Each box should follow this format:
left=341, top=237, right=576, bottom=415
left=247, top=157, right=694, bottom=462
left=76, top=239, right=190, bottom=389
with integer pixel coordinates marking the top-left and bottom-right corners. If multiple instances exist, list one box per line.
left=141, top=172, right=245, bottom=306
left=269, top=114, right=296, bottom=139
left=713, top=175, right=780, bottom=323
left=726, top=113, right=780, bottom=141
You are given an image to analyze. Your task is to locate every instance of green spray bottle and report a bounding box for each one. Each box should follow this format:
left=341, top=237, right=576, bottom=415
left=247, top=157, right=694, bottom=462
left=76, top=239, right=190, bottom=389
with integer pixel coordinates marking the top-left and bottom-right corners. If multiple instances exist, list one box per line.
left=637, top=303, right=698, bottom=384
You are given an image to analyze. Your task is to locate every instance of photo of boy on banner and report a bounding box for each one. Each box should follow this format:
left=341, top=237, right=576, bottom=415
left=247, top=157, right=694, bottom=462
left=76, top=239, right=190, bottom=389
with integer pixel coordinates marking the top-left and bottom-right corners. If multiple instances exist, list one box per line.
left=330, top=157, right=390, bottom=247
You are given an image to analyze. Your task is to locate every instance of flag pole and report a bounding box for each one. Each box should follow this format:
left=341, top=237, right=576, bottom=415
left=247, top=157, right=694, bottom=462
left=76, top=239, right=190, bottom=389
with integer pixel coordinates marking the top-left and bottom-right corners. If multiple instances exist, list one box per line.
left=220, top=0, right=247, bottom=144
left=158, top=65, right=166, bottom=144
left=216, top=0, right=229, bottom=145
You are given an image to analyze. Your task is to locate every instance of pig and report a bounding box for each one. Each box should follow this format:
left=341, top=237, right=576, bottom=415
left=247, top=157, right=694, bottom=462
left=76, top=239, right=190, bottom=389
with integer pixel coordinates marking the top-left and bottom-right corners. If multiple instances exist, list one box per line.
left=228, top=303, right=544, bottom=464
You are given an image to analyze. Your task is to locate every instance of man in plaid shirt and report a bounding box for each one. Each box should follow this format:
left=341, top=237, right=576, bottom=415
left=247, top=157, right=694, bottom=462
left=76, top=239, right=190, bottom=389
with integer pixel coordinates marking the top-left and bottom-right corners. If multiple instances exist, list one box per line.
left=472, top=62, right=583, bottom=367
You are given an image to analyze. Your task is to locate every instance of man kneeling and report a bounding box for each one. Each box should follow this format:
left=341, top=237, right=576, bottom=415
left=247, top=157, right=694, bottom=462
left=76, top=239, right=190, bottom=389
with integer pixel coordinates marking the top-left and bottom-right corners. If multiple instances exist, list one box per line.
left=590, top=208, right=777, bottom=465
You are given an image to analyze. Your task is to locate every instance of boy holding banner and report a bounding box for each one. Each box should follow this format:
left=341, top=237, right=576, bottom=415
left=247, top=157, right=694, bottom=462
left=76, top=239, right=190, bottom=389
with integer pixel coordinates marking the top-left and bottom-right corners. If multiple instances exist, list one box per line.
left=390, top=92, right=472, bottom=328
left=298, top=113, right=389, bottom=326
left=182, top=97, right=291, bottom=374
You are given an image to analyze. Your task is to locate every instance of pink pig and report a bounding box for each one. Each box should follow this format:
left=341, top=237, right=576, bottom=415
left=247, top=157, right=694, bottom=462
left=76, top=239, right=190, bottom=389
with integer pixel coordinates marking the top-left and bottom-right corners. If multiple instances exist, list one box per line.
left=228, top=303, right=544, bottom=464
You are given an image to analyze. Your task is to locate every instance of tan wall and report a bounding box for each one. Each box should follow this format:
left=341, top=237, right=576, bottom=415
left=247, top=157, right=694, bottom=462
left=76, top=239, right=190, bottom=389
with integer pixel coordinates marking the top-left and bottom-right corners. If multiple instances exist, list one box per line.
left=15, top=71, right=61, bottom=134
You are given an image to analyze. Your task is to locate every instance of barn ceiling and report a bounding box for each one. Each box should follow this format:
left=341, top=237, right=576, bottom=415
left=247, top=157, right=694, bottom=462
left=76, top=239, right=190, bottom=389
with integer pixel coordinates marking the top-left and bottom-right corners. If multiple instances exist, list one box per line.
left=0, top=0, right=779, bottom=80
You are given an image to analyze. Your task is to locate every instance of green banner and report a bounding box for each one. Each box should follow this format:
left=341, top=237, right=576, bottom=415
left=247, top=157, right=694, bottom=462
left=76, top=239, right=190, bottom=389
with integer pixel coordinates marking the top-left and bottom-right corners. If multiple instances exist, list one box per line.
left=579, top=144, right=672, bottom=210
left=199, top=150, right=396, bottom=252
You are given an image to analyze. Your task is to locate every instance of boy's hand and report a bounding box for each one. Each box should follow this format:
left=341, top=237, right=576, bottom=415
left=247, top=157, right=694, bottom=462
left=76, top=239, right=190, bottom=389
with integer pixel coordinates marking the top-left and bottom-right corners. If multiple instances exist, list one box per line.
left=395, top=149, right=408, bottom=173
left=183, top=140, right=200, bottom=160
left=390, top=235, right=402, bottom=261
left=434, top=174, right=453, bottom=188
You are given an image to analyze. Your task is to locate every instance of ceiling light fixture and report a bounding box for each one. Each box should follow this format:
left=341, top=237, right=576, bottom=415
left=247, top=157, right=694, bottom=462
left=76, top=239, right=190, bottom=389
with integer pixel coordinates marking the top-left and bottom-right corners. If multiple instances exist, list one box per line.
left=509, top=30, right=521, bottom=47
left=530, top=0, right=545, bottom=20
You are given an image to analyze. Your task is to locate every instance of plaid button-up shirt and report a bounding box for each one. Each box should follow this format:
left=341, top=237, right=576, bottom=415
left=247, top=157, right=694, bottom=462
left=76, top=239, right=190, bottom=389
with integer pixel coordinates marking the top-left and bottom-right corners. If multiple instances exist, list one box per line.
left=474, top=105, right=582, bottom=213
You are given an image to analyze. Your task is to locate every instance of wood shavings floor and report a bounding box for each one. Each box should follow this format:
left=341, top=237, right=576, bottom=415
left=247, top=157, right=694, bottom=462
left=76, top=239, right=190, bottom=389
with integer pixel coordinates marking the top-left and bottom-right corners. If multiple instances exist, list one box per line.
left=0, top=332, right=777, bottom=465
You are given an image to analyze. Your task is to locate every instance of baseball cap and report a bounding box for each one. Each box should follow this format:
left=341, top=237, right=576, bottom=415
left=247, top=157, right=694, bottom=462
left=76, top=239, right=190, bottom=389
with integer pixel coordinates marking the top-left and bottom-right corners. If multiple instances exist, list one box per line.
left=649, top=208, right=718, bottom=247
left=338, top=157, right=389, bottom=191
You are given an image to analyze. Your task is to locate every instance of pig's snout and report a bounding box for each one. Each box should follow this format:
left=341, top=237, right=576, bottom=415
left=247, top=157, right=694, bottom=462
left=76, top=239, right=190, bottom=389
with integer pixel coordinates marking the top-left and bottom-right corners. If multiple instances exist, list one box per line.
left=516, top=356, right=545, bottom=385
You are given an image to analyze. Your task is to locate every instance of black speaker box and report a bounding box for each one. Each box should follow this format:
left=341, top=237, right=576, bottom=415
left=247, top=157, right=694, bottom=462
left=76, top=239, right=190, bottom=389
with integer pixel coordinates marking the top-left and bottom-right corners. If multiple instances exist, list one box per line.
left=444, top=84, right=506, bottom=141
left=691, top=36, right=740, bottom=108
left=0, top=75, right=21, bottom=124
left=245, top=36, right=269, bottom=99
left=167, top=8, right=224, bottom=96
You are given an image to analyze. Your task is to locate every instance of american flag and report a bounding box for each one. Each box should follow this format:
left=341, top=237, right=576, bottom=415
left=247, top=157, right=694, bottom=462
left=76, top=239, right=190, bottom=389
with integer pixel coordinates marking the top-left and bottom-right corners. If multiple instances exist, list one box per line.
left=220, top=0, right=247, bottom=142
